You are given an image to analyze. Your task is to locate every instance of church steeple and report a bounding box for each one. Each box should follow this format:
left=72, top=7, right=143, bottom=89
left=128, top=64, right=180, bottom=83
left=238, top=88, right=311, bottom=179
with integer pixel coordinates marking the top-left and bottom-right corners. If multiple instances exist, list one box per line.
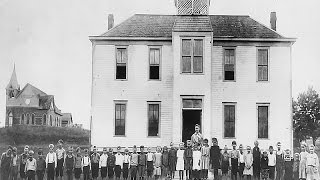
left=6, top=64, right=20, bottom=98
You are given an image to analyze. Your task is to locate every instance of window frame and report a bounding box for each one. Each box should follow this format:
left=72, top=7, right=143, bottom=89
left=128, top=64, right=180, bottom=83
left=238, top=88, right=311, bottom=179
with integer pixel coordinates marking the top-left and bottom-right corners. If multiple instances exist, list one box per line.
left=114, top=100, right=127, bottom=137
left=115, top=46, right=129, bottom=81
left=148, top=46, right=162, bottom=81
left=20, top=114, right=25, bottom=125
left=256, top=47, right=270, bottom=82
left=257, top=103, right=270, bottom=139
left=223, top=47, right=237, bottom=82
left=222, top=102, right=237, bottom=139
left=42, top=114, right=47, bottom=126
left=147, top=101, right=161, bottom=138
left=180, top=37, right=205, bottom=74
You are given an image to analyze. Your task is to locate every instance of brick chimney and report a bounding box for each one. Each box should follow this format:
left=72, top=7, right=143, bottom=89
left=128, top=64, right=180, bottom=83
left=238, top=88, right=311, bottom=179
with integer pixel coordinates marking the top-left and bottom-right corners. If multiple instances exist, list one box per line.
left=270, top=12, right=277, bottom=31
left=108, top=14, right=114, bottom=30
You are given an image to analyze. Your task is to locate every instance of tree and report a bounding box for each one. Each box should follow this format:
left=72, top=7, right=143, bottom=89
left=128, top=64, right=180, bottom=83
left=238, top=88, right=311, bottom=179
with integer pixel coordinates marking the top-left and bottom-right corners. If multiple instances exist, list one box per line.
left=293, top=87, right=320, bottom=145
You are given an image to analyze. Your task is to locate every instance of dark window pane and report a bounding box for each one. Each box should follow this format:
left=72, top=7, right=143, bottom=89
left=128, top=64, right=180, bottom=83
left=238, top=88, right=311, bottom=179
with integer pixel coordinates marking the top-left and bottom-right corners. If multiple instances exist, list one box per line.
left=116, top=66, right=126, bottom=79
left=258, top=66, right=268, bottom=81
left=148, top=104, right=159, bottom=136
left=115, top=103, right=126, bottom=136
left=193, top=57, right=203, bottom=73
left=182, top=57, right=191, bottom=73
left=258, top=106, right=268, bottom=138
left=224, top=105, right=235, bottom=138
left=258, top=49, right=268, bottom=65
left=225, top=71, right=234, bottom=81
left=150, top=66, right=160, bottom=79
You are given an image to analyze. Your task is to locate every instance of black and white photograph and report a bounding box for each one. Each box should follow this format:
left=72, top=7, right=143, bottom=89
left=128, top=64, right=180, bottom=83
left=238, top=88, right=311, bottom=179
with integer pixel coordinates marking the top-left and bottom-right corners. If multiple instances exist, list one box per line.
left=0, top=0, right=320, bottom=179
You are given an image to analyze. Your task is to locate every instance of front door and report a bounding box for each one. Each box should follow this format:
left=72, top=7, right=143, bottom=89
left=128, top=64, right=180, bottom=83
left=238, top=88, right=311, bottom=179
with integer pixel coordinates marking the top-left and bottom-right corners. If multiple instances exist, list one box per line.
left=182, top=110, right=202, bottom=143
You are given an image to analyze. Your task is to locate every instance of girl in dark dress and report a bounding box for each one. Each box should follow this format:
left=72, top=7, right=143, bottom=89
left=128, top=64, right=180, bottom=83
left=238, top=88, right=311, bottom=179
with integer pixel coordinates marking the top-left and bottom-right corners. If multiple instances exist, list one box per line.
left=168, top=142, right=177, bottom=179
left=260, top=150, right=269, bottom=180
left=221, top=145, right=230, bottom=180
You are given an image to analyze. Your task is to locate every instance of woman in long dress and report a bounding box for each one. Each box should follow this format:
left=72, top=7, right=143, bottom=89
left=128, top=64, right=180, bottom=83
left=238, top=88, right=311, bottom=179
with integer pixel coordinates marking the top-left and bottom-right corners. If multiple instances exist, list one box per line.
left=193, top=145, right=202, bottom=180
left=176, top=143, right=185, bottom=180
left=300, top=143, right=309, bottom=180
left=243, top=146, right=253, bottom=180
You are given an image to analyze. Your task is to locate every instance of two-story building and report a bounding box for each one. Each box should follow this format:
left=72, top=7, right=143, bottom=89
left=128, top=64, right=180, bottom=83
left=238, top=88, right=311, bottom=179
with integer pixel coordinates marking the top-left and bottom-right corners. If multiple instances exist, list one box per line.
left=90, top=0, right=295, bottom=149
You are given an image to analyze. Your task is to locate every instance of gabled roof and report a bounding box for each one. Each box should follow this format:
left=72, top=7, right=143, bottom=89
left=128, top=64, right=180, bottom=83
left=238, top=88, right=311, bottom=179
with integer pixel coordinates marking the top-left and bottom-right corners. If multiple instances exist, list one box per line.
left=61, top=113, right=72, bottom=122
left=95, top=14, right=294, bottom=40
left=18, top=83, right=47, bottom=97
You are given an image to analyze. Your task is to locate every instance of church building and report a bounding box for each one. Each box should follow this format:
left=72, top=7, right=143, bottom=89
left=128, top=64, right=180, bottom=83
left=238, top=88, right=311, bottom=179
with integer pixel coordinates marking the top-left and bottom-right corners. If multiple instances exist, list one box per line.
left=90, top=0, right=296, bottom=149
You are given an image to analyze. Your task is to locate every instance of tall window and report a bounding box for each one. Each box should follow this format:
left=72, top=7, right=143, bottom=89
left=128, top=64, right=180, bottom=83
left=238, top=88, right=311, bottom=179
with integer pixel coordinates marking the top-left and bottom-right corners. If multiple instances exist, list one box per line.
left=8, top=112, right=13, bottom=127
left=149, top=48, right=161, bottom=80
left=258, top=104, right=269, bottom=139
left=116, top=47, right=128, bottom=80
left=26, top=114, right=30, bottom=125
left=21, top=114, right=25, bottom=125
left=42, top=114, right=47, bottom=125
left=224, top=103, right=236, bottom=138
left=115, top=102, right=126, bottom=136
left=224, top=48, right=236, bottom=81
left=148, top=102, right=160, bottom=137
left=50, top=115, right=53, bottom=126
left=31, top=114, right=35, bottom=125
left=257, top=48, right=269, bottom=81
left=181, top=38, right=203, bottom=73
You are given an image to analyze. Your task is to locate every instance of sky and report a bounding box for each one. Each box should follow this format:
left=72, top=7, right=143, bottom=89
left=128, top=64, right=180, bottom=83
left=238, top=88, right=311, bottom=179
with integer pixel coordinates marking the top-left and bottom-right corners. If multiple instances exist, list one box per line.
left=0, top=0, right=319, bottom=128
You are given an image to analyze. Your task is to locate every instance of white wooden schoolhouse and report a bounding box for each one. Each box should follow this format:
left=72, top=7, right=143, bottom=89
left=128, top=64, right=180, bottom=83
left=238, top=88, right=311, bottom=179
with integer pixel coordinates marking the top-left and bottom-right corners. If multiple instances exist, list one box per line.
left=89, top=0, right=296, bottom=150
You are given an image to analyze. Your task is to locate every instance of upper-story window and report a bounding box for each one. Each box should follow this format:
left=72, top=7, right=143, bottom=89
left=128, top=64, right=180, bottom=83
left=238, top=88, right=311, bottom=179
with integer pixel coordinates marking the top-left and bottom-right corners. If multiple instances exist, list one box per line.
left=257, top=48, right=269, bottom=81
left=149, top=47, right=161, bottom=80
left=116, top=47, right=128, bottom=80
left=224, top=48, right=236, bottom=81
left=181, top=38, right=203, bottom=74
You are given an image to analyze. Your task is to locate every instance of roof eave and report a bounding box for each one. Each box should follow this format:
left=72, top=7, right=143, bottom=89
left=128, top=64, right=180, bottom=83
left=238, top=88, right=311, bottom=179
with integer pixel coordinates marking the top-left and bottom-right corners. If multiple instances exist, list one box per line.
left=212, top=37, right=297, bottom=43
left=89, top=36, right=172, bottom=41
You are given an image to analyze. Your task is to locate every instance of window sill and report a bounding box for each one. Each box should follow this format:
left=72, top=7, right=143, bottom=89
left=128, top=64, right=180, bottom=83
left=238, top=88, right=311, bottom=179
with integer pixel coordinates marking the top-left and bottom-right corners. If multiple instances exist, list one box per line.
left=115, top=79, right=128, bottom=81
left=148, top=79, right=161, bottom=81
left=257, top=138, right=269, bottom=140
left=180, top=73, right=205, bottom=75
left=113, top=135, right=126, bottom=137
left=257, top=80, right=269, bottom=83
left=147, top=136, right=161, bottom=138
left=223, top=137, right=236, bottom=139
left=223, top=80, right=236, bottom=82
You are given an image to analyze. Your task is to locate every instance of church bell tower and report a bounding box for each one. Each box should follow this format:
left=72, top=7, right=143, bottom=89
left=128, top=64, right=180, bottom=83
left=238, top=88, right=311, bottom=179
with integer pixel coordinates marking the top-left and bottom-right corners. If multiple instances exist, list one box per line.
left=6, top=64, right=20, bottom=99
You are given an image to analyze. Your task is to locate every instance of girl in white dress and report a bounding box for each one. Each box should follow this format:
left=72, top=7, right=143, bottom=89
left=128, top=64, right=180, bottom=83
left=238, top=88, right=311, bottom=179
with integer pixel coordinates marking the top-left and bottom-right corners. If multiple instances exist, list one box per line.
left=176, top=143, right=185, bottom=180
left=243, top=146, right=253, bottom=179
left=193, top=145, right=202, bottom=180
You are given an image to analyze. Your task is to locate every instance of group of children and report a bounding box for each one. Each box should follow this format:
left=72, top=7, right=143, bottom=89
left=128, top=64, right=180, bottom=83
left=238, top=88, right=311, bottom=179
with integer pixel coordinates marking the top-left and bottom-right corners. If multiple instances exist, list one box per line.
left=1, top=138, right=320, bottom=180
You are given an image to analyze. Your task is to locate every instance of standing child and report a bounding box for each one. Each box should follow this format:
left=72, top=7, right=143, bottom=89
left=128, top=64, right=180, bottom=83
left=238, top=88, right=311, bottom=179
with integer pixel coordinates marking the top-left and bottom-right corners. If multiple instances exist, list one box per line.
left=46, top=144, right=57, bottom=180
left=168, top=142, right=177, bottom=179
left=123, top=148, right=131, bottom=180
left=1, top=147, right=12, bottom=180
left=243, top=146, right=253, bottom=180
left=238, top=144, right=245, bottom=180
left=184, top=140, right=193, bottom=180
left=261, top=150, right=269, bottom=180
left=115, top=146, right=124, bottom=180
left=100, top=147, right=109, bottom=180
left=107, top=148, right=116, bottom=180
left=11, top=147, right=19, bottom=180
left=192, top=144, right=202, bottom=180
left=65, top=147, right=75, bottom=180
left=25, top=150, right=37, bottom=180
left=201, top=139, right=210, bottom=180
left=154, top=146, right=162, bottom=180
left=131, top=145, right=139, bottom=180
left=138, top=145, right=147, bottom=180
left=221, top=145, right=230, bottom=180
left=293, top=153, right=300, bottom=180
left=82, top=149, right=91, bottom=180
left=210, top=138, right=221, bottom=180
left=146, top=147, right=154, bottom=180
left=74, top=147, right=83, bottom=180
left=300, top=143, right=308, bottom=180
left=56, top=139, right=65, bottom=180
left=306, top=145, right=319, bottom=180
left=275, top=142, right=284, bottom=180
left=283, top=149, right=293, bottom=180
left=91, top=146, right=100, bottom=180
left=176, top=143, right=185, bottom=180
left=268, top=146, right=276, bottom=180
left=162, top=146, right=170, bottom=179
left=20, top=145, right=30, bottom=180
left=252, top=141, right=261, bottom=180
left=36, top=149, right=46, bottom=180
left=230, top=141, right=239, bottom=180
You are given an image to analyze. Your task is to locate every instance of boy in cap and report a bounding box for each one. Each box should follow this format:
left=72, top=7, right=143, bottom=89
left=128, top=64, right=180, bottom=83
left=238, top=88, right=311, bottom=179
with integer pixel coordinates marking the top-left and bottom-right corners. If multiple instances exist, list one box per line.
left=46, top=144, right=57, bottom=180
left=230, top=141, right=239, bottom=180
left=74, top=147, right=83, bottom=180
left=123, top=148, right=131, bottom=180
left=275, top=142, right=284, bottom=180
left=1, top=146, right=12, bottom=180
left=201, top=139, right=210, bottom=180
left=19, top=145, right=29, bottom=180
left=100, top=147, right=109, bottom=180
left=91, top=146, right=100, bottom=180
left=131, top=145, right=139, bottom=180
left=25, top=150, right=37, bottom=180
left=184, top=140, right=193, bottom=180
left=283, top=149, right=293, bottom=180
left=55, top=139, right=65, bottom=180
left=107, top=148, right=116, bottom=179
left=252, top=141, right=261, bottom=180
left=138, top=145, right=147, bottom=180
left=210, top=138, right=221, bottom=180
left=82, top=149, right=91, bottom=180
left=36, top=148, right=46, bottom=180
left=238, top=144, right=245, bottom=180
left=168, top=142, right=177, bottom=179
left=115, top=146, right=124, bottom=180
left=161, top=146, right=169, bottom=179
left=11, top=147, right=19, bottom=180
left=65, top=147, right=75, bottom=180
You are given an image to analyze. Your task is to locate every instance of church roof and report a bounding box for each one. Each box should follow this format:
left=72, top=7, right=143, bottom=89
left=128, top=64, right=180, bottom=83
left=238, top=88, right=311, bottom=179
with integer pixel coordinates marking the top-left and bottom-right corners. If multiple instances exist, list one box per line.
left=96, top=14, right=294, bottom=40
left=6, top=65, right=19, bottom=90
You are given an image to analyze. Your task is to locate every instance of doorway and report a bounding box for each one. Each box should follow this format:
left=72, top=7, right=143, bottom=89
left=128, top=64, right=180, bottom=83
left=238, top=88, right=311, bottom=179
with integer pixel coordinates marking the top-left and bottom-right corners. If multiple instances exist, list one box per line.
left=182, top=110, right=202, bottom=143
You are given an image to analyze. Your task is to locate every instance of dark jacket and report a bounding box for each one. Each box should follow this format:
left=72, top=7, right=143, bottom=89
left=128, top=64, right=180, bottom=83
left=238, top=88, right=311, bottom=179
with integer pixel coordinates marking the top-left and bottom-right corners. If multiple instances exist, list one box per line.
left=210, top=145, right=221, bottom=169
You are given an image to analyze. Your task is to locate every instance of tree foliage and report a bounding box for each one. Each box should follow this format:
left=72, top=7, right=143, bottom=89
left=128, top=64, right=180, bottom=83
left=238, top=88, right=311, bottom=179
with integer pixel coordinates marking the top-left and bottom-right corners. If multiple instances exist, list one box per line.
left=293, top=87, right=320, bottom=144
